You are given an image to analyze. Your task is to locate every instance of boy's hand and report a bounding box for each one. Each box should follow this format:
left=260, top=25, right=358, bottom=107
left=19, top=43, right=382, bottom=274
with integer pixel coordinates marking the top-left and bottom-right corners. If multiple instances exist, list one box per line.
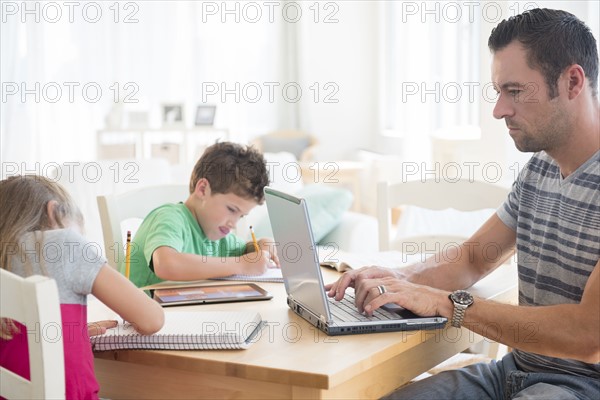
left=240, top=251, right=271, bottom=275
left=257, top=238, right=280, bottom=267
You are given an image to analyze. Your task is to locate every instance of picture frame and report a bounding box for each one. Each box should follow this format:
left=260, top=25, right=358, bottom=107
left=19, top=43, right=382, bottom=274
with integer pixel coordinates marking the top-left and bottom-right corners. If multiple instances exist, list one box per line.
left=162, top=103, right=185, bottom=127
left=194, top=105, right=217, bottom=126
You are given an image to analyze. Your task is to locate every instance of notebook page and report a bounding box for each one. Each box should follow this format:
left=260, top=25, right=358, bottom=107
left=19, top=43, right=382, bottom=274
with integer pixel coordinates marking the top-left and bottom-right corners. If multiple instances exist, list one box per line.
left=318, top=249, right=414, bottom=271
left=211, top=267, right=283, bottom=283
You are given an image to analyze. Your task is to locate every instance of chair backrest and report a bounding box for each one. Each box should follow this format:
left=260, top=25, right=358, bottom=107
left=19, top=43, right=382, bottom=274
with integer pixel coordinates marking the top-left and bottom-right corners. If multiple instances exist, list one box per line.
left=377, top=180, right=509, bottom=251
left=97, top=184, right=189, bottom=270
left=253, top=130, right=319, bottom=162
left=46, top=159, right=173, bottom=256
left=0, top=269, right=65, bottom=399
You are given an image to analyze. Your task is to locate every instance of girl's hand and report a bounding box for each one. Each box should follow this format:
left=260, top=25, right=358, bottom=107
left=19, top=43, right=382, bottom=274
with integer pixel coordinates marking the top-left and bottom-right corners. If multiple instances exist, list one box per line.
left=87, top=320, right=118, bottom=336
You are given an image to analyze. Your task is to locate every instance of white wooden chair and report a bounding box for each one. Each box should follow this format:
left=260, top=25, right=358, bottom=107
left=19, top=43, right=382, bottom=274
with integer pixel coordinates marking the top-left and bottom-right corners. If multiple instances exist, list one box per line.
left=377, top=179, right=511, bottom=361
left=377, top=179, right=509, bottom=251
left=45, top=159, right=174, bottom=259
left=0, top=269, right=65, bottom=399
left=97, top=184, right=189, bottom=270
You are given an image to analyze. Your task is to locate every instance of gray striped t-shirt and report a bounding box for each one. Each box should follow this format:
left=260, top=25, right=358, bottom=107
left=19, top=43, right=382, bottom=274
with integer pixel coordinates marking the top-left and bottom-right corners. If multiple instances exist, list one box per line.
left=497, top=150, right=599, bottom=378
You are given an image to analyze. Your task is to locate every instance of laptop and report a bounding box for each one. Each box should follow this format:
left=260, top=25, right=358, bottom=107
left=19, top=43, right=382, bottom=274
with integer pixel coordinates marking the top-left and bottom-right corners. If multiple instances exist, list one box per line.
left=264, top=187, right=447, bottom=336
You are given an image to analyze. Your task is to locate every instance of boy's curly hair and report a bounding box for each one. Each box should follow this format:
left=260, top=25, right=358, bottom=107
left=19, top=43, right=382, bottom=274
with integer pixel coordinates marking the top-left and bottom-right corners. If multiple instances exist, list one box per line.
left=189, top=142, right=270, bottom=203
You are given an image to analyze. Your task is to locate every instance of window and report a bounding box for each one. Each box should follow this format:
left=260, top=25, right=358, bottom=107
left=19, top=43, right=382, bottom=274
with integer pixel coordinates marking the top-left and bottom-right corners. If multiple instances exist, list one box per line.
left=382, top=2, right=481, bottom=139
left=0, top=1, right=290, bottom=164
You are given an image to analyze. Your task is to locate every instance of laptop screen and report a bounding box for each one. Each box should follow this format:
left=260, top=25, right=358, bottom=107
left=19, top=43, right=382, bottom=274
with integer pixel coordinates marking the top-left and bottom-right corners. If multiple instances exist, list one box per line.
left=264, top=187, right=332, bottom=320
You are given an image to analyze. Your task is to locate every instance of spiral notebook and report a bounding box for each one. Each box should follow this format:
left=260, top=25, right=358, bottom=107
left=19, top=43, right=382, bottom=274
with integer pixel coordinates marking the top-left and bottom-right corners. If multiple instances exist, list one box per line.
left=90, top=311, right=264, bottom=351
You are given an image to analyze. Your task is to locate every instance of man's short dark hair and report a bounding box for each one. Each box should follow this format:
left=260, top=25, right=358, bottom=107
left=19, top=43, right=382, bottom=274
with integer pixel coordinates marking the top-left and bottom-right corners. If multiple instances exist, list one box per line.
left=488, top=8, right=598, bottom=98
left=190, top=142, right=269, bottom=204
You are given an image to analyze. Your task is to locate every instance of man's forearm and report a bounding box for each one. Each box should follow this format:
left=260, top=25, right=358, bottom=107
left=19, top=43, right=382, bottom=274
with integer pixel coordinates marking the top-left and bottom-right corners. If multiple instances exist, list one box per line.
left=398, top=243, right=503, bottom=291
left=461, top=299, right=599, bottom=363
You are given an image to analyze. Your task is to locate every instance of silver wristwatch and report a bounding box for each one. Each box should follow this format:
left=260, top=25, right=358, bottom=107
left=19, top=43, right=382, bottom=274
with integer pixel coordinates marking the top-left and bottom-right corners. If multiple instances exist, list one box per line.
left=449, top=290, right=474, bottom=328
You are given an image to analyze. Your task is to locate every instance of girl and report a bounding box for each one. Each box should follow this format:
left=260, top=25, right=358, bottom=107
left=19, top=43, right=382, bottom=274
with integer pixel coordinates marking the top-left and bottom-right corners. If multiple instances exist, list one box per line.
left=0, top=175, right=164, bottom=399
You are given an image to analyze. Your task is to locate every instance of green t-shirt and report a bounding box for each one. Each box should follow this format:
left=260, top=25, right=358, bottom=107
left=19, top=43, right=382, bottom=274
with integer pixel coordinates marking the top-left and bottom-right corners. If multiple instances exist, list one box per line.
left=128, top=203, right=247, bottom=288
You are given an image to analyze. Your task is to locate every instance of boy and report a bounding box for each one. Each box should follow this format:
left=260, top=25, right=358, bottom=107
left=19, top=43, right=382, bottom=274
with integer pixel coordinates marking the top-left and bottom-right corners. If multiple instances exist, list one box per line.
left=129, top=142, right=279, bottom=288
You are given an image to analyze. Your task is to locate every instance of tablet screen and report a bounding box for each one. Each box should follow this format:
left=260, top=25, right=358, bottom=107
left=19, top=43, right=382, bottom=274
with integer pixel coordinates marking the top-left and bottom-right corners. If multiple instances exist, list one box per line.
left=153, top=283, right=272, bottom=307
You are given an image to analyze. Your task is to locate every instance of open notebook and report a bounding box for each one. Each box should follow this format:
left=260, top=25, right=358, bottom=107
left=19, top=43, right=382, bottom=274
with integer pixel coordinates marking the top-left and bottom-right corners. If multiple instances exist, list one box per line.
left=211, top=267, right=284, bottom=283
left=318, top=248, right=407, bottom=272
left=90, top=311, right=264, bottom=351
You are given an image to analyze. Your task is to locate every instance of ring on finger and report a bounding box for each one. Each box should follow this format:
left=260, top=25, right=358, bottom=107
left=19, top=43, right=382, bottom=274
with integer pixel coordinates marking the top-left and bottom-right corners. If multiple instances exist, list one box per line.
left=377, top=285, right=386, bottom=295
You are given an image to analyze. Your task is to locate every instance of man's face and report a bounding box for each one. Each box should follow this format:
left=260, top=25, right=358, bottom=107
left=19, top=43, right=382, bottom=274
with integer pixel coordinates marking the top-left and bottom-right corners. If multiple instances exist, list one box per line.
left=491, top=42, right=571, bottom=153
left=192, top=180, right=258, bottom=241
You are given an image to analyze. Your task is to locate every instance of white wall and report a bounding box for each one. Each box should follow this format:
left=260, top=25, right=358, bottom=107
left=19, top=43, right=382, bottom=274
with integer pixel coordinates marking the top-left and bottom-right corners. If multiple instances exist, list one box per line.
left=295, top=1, right=379, bottom=160
left=294, top=0, right=599, bottom=186
left=2, top=1, right=597, bottom=178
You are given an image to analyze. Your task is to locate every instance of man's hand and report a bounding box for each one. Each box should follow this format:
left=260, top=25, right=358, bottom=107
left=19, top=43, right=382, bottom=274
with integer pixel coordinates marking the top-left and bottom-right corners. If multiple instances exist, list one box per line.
left=358, top=276, right=450, bottom=317
left=325, top=266, right=450, bottom=317
left=325, top=266, right=402, bottom=301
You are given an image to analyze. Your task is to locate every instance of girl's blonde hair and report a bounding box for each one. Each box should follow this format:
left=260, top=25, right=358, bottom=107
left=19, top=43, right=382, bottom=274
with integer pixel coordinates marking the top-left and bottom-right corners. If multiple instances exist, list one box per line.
left=0, top=175, right=83, bottom=339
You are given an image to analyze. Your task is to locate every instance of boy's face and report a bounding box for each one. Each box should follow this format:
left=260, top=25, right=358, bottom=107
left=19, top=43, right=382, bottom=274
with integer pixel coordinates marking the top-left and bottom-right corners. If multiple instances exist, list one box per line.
left=190, top=179, right=258, bottom=241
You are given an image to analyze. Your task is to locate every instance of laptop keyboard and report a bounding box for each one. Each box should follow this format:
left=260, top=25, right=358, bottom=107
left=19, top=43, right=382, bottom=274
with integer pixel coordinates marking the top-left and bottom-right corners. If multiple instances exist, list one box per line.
left=328, top=292, right=400, bottom=322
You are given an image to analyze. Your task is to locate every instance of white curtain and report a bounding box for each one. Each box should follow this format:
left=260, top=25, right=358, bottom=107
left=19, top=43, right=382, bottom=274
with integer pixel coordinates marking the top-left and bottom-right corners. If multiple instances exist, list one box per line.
left=1, top=1, right=293, bottom=166
left=383, top=2, right=480, bottom=139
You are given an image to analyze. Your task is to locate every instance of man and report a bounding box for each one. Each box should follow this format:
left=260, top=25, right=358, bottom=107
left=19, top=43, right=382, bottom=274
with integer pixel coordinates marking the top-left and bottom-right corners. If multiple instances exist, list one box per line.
left=327, top=8, right=599, bottom=399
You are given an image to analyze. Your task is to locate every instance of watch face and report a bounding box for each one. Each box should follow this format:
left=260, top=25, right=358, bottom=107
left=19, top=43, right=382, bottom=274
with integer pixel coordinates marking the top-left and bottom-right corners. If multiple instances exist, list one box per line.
left=451, top=290, right=474, bottom=306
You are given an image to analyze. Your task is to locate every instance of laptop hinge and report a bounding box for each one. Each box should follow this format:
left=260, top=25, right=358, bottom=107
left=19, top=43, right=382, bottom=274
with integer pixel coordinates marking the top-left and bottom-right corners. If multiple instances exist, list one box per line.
left=288, top=295, right=330, bottom=325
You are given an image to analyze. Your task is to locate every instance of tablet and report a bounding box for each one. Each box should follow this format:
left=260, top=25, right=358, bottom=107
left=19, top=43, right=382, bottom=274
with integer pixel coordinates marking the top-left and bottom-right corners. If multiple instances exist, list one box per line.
left=153, top=283, right=272, bottom=307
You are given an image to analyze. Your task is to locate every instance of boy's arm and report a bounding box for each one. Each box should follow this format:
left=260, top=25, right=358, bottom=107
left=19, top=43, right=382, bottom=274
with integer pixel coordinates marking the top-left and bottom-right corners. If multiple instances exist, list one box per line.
left=151, top=246, right=271, bottom=281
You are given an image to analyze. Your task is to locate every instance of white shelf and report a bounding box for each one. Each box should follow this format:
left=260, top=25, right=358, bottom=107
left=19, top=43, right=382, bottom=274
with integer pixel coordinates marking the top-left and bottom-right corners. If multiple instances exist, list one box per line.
left=97, top=127, right=228, bottom=164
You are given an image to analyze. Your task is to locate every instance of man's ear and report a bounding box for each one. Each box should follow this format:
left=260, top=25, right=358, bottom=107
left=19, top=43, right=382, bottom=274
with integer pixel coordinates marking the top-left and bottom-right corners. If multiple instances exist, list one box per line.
left=46, top=200, right=60, bottom=228
left=564, top=64, right=585, bottom=100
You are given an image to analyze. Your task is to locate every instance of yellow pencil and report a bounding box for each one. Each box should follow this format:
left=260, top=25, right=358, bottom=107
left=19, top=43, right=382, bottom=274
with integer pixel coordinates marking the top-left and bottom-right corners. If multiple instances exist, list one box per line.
left=249, top=226, right=260, bottom=253
left=125, top=230, right=132, bottom=280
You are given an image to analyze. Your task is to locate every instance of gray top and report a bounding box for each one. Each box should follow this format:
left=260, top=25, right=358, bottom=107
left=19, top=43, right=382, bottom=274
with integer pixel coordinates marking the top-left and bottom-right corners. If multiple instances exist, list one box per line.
left=10, top=228, right=106, bottom=305
left=497, top=150, right=599, bottom=378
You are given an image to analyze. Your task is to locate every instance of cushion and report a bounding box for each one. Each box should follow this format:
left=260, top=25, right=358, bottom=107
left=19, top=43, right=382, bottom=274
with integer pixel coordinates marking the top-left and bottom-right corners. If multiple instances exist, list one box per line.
left=251, top=184, right=353, bottom=243
left=396, top=206, right=496, bottom=241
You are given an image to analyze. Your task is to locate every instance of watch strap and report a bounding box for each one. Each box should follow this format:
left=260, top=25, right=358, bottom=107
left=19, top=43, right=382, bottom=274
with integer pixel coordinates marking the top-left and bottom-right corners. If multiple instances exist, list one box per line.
left=450, top=303, right=468, bottom=328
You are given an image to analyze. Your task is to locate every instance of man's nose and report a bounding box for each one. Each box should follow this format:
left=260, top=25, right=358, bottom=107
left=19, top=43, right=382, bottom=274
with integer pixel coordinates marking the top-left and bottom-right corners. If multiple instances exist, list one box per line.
left=493, top=93, right=514, bottom=120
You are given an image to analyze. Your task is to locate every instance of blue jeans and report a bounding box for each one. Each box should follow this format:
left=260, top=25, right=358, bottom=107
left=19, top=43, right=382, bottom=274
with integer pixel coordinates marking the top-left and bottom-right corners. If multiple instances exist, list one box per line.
left=383, top=353, right=599, bottom=400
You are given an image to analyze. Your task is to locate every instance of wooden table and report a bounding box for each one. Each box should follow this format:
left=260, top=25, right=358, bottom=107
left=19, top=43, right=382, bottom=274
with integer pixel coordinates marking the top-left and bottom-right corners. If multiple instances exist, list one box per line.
left=91, top=265, right=517, bottom=399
